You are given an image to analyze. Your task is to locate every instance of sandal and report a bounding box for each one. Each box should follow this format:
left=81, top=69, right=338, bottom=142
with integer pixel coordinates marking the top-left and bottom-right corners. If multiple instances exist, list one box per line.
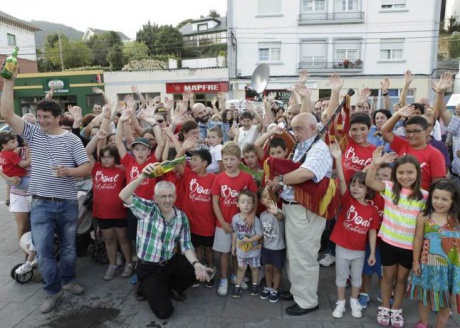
left=414, top=322, right=428, bottom=328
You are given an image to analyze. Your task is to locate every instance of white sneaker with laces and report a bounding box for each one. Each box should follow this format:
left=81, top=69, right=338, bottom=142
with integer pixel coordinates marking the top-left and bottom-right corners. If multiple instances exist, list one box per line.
left=217, top=279, right=228, bottom=296
left=319, top=254, right=335, bottom=267
left=15, top=262, right=32, bottom=275
left=332, top=300, right=346, bottom=318
left=350, top=297, right=362, bottom=318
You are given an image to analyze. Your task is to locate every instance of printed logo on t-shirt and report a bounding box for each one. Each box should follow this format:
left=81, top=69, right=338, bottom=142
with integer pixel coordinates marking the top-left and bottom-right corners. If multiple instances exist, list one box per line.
left=343, top=146, right=372, bottom=173
left=221, top=185, right=246, bottom=207
left=262, top=221, right=277, bottom=243
left=94, top=171, right=120, bottom=190
left=343, top=204, right=372, bottom=235
left=189, top=178, right=211, bottom=202
left=130, top=166, right=149, bottom=185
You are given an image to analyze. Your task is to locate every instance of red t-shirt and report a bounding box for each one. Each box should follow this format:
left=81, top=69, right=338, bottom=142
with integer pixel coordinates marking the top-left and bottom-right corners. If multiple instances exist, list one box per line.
left=390, top=135, right=446, bottom=191
left=162, top=170, right=185, bottom=209
left=211, top=170, right=258, bottom=227
left=181, top=166, right=216, bottom=236
left=366, top=192, right=384, bottom=246
left=0, top=150, right=26, bottom=177
left=92, top=163, right=127, bottom=219
left=121, top=153, right=157, bottom=200
left=330, top=190, right=380, bottom=251
left=342, top=137, right=376, bottom=183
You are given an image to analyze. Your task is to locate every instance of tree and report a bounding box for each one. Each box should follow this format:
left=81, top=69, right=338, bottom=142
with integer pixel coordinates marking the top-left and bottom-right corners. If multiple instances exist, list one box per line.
left=449, top=34, right=460, bottom=58
left=86, top=31, right=123, bottom=67
left=123, top=41, right=150, bottom=61
left=154, top=25, right=183, bottom=56
left=136, top=21, right=159, bottom=56
left=107, top=44, right=126, bottom=71
left=209, top=10, right=220, bottom=18
left=44, top=37, right=92, bottom=69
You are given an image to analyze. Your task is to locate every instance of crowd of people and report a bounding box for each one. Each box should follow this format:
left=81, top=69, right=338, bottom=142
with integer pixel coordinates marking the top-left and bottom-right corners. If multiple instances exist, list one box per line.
left=1, top=67, right=460, bottom=327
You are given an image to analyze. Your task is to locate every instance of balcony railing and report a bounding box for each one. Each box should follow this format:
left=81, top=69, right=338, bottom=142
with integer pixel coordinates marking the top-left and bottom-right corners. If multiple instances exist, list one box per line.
left=299, top=11, right=364, bottom=24
left=298, top=60, right=363, bottom=72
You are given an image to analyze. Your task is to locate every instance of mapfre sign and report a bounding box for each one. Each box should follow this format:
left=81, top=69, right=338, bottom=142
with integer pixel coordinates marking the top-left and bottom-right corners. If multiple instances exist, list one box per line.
left=166, top=82, right=228, bottom=93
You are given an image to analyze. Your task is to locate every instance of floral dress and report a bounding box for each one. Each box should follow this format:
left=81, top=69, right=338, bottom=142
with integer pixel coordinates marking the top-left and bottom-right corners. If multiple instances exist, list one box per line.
left=408, top=218, right=460, bottom=313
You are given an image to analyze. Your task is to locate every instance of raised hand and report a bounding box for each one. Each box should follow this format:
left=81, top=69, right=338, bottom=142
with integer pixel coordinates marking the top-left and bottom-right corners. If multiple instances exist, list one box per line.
left=397, top=105, right=415, bottom=118
left=329, top=142, right=342, bottom=159
left=119, top=109, right=132, bottom=123
left=295, top=83, right=311, bottom=98
left=266, top=200, right=279, bottom=216
left=182, top=136, right=197, bottom=150
left=299, top=69, right=309, bottom=85
left=431, top=72, right=454, bottom=93
left=358, top=87, right=371, bottom=104
left=124, top=95, right=135, bottom=110
left=381, top=151, right=398, bottom=164
left=102, top=104, right=112, bottom=119
left=95, top=129, right=109, bottom=140
left=380, top=78, right=390, bottom=92
left=371, top=146, right=385, bottom=166
left=131, top=85, right=139, bottom=94
left=404, top=70, right=414, bottom=85
left=92, top=87, right=104, bottom=94
left=329, top=73, right=344, bottom=92
left=211, top=96, right=217, bottom=107
left=164, top=97, right=174, bottom=110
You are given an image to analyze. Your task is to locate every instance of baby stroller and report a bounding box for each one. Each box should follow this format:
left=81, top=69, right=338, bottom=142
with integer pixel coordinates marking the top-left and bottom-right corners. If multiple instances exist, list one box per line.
left=76, top=189, right=94, bottom=257
left=10, top=232, right=59, bottom=284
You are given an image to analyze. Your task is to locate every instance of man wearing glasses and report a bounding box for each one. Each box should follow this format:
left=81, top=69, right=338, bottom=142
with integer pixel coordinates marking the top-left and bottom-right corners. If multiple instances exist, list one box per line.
left=119, top=166, right=212, bottom=319
left=380, top=105, right=446, bottom=190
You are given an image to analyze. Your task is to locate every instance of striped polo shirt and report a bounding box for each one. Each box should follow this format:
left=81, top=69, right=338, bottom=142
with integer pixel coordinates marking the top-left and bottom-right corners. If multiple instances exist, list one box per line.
left=379, top=181, right=428, bottom=250
left=21, top=122, right=89, bottom=199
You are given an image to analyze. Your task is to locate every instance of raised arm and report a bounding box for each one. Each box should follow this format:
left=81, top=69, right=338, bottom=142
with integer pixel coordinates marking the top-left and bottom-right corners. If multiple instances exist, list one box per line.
left=92, top=87, right=111, bottom=105
left=0, top=71, right=25, bottom=134
left=329, top=142, right=347, bottom=195
left=381, top=105, right=414, bottom=143
left=381, top=78, right=391, bottom=111
left=246, top=101, right=264, bottom=133
left=399, top=70, right=414, bottom=108
left=115, top=110, right=130, bottom=159
left=254, top=126, right=284, bottom=160
left=85, top=129, right=108, bottom=167
left=431, top=72, right=454, bottom=125
left=365, top=147, right=387, bottom=192
left=326, top=74, right=344, bottom=119
left=131, top=85, right=146, bottom=108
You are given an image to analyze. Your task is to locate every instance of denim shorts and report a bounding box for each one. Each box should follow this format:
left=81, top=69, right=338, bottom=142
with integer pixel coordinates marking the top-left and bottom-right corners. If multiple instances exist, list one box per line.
left=362, top=244, right=382, bottom=278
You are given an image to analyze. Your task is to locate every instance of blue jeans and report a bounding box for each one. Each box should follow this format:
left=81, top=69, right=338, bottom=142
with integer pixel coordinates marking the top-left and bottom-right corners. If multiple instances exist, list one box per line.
left=31, top=198, right=78, bottom=295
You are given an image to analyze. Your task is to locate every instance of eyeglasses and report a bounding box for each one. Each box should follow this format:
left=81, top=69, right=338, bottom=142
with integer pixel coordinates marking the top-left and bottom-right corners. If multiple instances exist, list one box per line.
left=157, top=119, right=164, bottom=123
left=404, top=129, right=425, bottom=136
left=155, top=194, right=175, bottom=200
left=101, top=156, right=114, bottom=160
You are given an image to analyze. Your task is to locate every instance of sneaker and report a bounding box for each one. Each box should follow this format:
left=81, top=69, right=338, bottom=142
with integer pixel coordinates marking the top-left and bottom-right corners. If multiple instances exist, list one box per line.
left=260, top=287, right=271, bottom=300
left=319, top=254, right=335, bottom=267
left=332, top=300, right=346, bottom=318
left=390, top=309, right=404, bottom=328
left=121, top=263, right=134, bottom=278
left=377, top=306, right=391, bottom=327
left=204, top=278, right=214, bottom=288
left=103, top=265, right=118, bottom=281
left=358, top=292, right=370, bottom=309
left=130, top=273, right=138, bottom=285
left=231, top=286, right=242, bottom=298
left=350, top=298, right=362, bottom=318
left=62, top=282, right=84, bottom=295
left=269, top=289, right=280, bottom=303
left=230, top=274, right=249, bottom=290
left=250, top=283, right=260, bottom=296
left=15, top=262, right=32, bottom=275
left=31, top=258, right=39, bottom=268
left=40, top=289, right=64, bottom=313
left=217, top=279, right=228, bottom=296
left=191, top=280, right=201, bottom=288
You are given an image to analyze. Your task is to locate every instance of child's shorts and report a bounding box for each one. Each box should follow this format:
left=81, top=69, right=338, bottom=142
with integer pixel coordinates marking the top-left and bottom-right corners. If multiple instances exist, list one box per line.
left=261, top=247, right=286, bottom=269
left=362, top=245, right=382, bottom=278
left=212, top=227, right=232, bottom=253
left=96, top=218, right=128, bottom=230
left=380, top=240, right=413, bottom=270
left=191, top=233, right=214, bottom=248
left=237, top=256, right=260, bottom=268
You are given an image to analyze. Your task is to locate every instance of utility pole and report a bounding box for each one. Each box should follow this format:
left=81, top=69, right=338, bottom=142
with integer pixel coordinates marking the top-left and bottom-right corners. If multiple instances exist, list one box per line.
left=58, top=31, right=65, bottom=71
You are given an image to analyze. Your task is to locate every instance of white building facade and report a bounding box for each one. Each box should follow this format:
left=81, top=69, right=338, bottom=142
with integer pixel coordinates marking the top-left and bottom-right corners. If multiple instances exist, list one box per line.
left=227, top=0, right=442, bottom=106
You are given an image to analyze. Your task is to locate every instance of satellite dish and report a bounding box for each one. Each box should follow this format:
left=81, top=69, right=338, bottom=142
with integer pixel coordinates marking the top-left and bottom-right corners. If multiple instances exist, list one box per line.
left=251, top=63, right=270, bottom=94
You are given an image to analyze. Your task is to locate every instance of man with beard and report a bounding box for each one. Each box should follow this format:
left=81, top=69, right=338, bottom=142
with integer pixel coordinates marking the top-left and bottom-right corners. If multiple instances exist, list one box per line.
left=191, top=103, right=222, bottom=143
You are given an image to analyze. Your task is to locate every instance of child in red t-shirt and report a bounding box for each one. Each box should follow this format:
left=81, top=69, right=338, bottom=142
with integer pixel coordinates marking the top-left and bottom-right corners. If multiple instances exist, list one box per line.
left=329, top=142, right=379, bottom=319
left=176, top=138, right=217, bottom=287
left=211, top=141, right=258, bottom=297
left=341, top=112, right=376, bottom=183
left=86, top=129, right=132, bottom=281
left=0, top=131, right=30, bottom=190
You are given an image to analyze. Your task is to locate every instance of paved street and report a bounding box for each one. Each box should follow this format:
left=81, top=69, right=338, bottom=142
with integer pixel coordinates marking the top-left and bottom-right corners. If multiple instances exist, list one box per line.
left=0, top=179, right=459, bottom=328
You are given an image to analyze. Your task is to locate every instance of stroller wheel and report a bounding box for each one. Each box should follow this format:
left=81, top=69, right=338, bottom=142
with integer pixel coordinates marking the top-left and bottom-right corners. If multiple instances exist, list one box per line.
left=11, top=264, right=33, bottom=284
left=76, top=233, right=91, bottom=257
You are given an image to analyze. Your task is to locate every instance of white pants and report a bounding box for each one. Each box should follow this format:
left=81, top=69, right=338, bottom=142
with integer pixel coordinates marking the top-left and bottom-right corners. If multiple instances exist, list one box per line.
left=283, top=204, right=326, bottom=309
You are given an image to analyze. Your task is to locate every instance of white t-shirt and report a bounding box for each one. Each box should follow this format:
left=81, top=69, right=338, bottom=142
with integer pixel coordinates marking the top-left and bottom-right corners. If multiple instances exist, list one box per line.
left=206, top=144, right=222, bottom=174
left=237, top=125, right=259, bottom=150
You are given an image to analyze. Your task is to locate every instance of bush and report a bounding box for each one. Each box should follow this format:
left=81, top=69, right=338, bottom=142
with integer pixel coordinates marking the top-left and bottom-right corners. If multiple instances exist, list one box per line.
left=449, top=34, right=460, bottom=58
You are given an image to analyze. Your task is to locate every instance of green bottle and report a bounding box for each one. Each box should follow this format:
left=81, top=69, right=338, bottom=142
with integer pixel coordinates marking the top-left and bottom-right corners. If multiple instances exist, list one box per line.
left=1, top=47, right=19, bottom=79
left=149, top=156, right=186, bottom=178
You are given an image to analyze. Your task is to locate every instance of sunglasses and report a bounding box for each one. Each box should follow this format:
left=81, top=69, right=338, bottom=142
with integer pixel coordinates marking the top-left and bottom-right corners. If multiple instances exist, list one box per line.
left=157, top=119, right=164, bottom=123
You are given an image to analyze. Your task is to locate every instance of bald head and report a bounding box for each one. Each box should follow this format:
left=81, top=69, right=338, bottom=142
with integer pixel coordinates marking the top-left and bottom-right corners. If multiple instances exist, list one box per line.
left=192, top=102, right=209, bottom=123
left=291, top=113, right=318, bottom=142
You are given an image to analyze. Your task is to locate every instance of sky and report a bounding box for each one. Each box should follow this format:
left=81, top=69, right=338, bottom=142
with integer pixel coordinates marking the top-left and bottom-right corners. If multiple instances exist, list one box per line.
left=5, top=0, right=227, bottom=39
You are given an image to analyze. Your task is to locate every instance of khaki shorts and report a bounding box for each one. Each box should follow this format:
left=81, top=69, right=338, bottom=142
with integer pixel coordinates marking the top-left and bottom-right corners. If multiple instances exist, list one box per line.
left=212, top=227, right=232, bottom=253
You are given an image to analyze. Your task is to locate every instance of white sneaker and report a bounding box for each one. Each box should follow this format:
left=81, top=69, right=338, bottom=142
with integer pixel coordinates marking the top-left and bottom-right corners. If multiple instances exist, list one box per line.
left=332, top=300, right=346, bottom=318
left=15, top=262, right=32, bottom=275
left=319, top=254, right=335, bottom=267
left=350, top=297, right=362, bottom=318
left=217, top=279, right=228, bottom=296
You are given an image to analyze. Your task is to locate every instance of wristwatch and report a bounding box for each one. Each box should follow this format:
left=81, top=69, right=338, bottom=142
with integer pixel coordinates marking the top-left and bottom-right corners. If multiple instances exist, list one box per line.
left=277, top=175, right=285, bottom=186
left=192, top=260, right=200, bottom=267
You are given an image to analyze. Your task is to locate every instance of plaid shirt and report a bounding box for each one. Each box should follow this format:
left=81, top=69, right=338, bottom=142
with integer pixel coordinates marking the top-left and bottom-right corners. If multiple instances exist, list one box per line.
left=128, top=195, right=194, bottom=262
left=446, top=116, right=460, bottom=176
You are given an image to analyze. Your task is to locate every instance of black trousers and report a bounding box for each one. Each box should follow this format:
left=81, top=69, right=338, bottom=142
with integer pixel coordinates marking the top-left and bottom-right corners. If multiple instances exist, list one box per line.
left=136, top=254, right=196, bottom=319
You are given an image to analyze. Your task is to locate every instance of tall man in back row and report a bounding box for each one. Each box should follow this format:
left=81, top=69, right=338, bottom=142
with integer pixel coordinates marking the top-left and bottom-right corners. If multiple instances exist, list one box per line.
left=268, top=113, right=333, bottom=315
left=1, top=70, right=91, bottom=313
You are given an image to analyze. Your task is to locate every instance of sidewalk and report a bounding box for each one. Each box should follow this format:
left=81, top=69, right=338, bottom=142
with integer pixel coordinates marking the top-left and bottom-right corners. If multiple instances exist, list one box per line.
left=0, top=180, right=458, bottom=327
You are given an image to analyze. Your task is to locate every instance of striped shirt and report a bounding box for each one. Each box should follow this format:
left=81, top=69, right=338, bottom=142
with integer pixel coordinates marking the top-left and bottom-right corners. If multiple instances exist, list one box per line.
left=128, top=195, right=194, bottom=262
left=446, top=116, right=460, bottom=175
left=280, top=135, right=332, bottom=201
left=379, top=181, right=428, bottom=250
left=21, top=122, right=89, bottom=199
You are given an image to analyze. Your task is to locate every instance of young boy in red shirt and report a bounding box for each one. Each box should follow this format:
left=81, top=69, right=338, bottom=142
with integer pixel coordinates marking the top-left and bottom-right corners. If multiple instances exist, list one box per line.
left=0, top=131, right=30, bottom=190
left=176, top=139, right=217, bottom=288
left=211, top=141, right=258, bottom=296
